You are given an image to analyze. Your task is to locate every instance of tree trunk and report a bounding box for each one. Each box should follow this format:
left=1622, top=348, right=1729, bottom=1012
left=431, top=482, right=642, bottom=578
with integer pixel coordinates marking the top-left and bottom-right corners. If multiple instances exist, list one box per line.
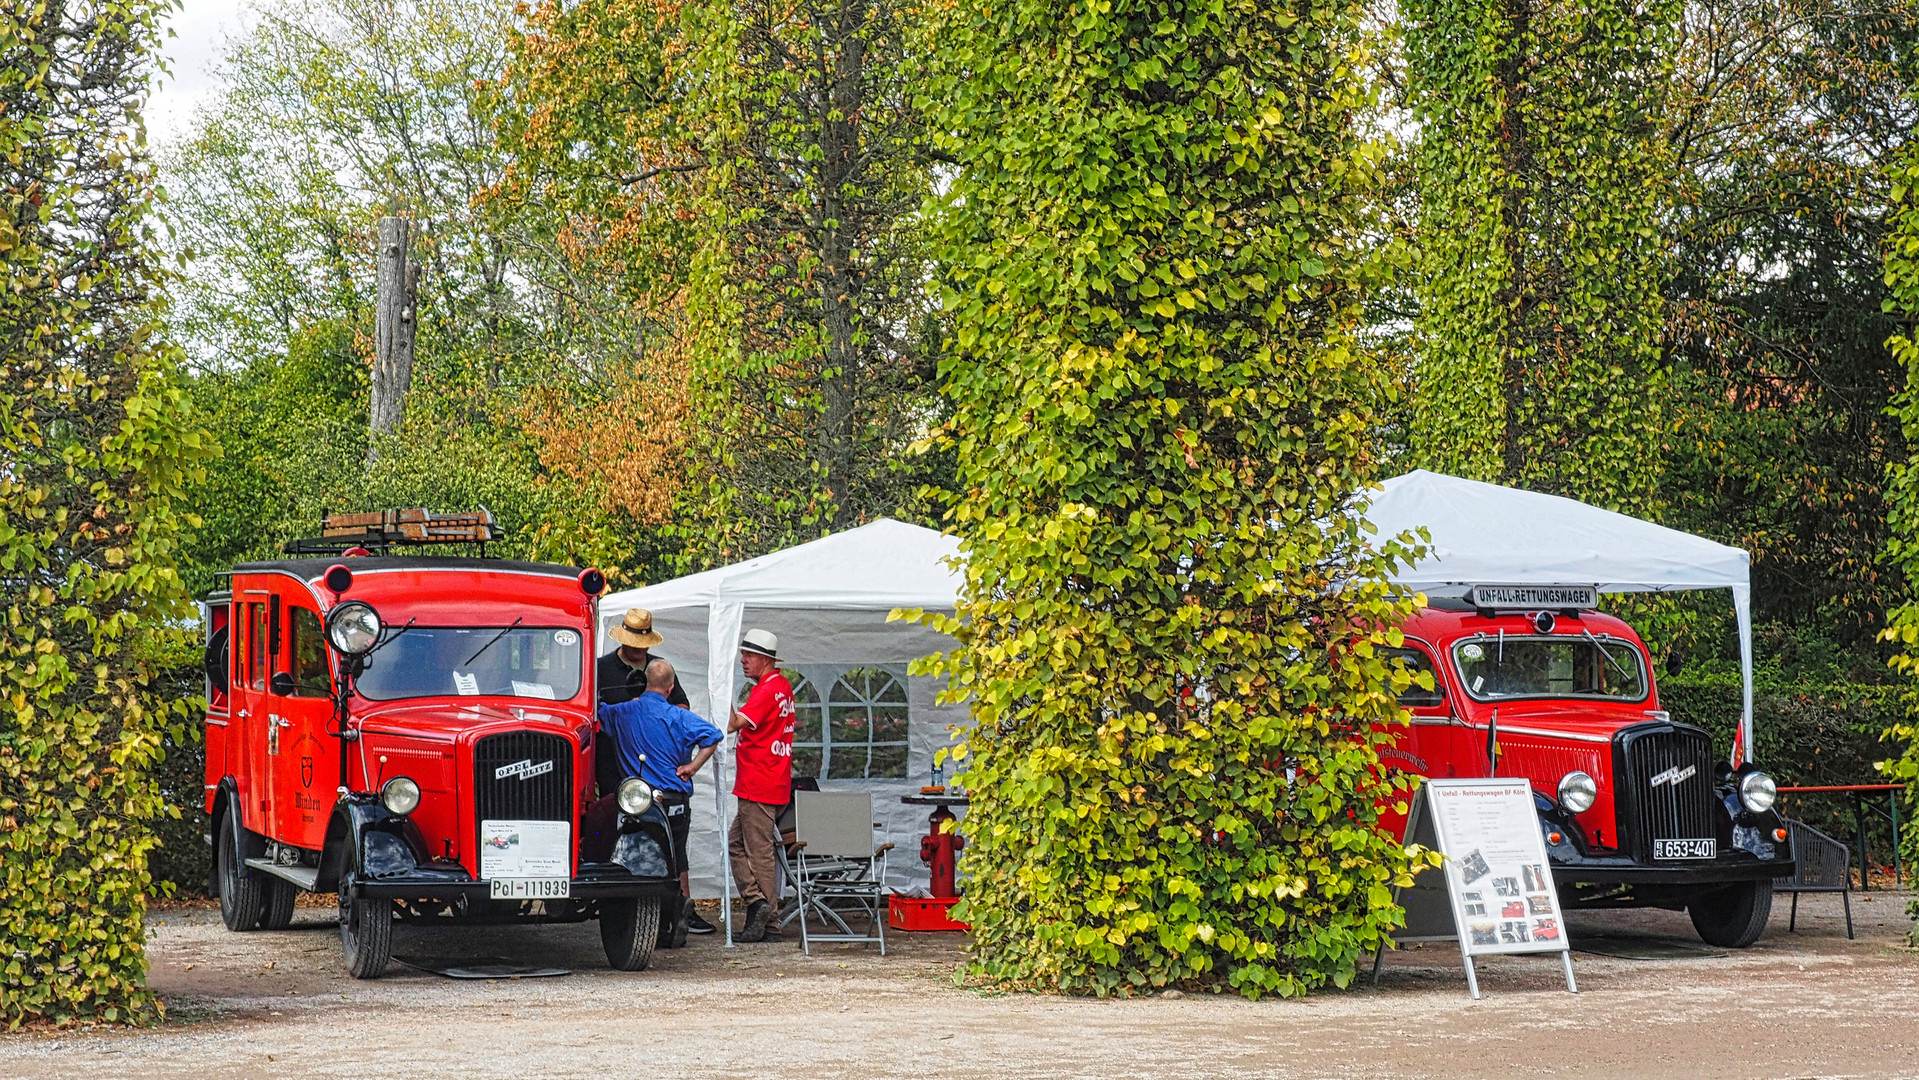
left=369, top=215, right=417, bottom=462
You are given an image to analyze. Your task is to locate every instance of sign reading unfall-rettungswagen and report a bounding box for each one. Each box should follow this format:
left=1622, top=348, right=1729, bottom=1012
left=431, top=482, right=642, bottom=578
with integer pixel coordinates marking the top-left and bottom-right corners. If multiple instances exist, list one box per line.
left=1465, top=584, right=1599, bottom=610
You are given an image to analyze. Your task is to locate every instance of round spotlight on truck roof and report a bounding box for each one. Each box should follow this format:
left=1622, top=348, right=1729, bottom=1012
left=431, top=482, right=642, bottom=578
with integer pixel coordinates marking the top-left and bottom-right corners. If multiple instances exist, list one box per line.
left=324, top=563, right=353, bottom=593
left=381, top=776, right=421, bottom=816
left=326, top=600, right=382, bottom=655
left=1557, top=770, right=1598, bottom=814
left=1533, top=610, right=1557, bottom=634
left=578, top=568, right=606, bottom=596
left=617, top=777, right=654, bottom=816
left=1739, top=770, right=1778, bottom=814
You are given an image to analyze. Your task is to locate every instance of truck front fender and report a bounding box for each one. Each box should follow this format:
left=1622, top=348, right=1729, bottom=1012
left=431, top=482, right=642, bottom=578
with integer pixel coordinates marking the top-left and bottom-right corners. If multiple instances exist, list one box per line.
left=316, top=793, right=433, bottom=893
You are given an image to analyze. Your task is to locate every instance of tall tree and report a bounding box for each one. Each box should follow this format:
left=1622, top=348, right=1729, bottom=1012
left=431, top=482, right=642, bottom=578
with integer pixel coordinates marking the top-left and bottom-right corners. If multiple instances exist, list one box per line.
left=163, top=0, right=682, bottom=583
left=923, top=0, right=1428, bottom=996
left=1405, top=0, right=1677, bottom=512
left=509, top=0, right=943, bottom=569
left=1661, top=0, right=1919, bottom=645
left=0, top=0, right=210, bottom=1023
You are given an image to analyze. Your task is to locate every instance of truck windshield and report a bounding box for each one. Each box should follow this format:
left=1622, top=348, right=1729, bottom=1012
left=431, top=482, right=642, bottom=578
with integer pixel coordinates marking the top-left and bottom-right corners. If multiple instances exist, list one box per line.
left=1452, top=635, right=1647, bottom=702
left=355, top=626, right=584, bottom=702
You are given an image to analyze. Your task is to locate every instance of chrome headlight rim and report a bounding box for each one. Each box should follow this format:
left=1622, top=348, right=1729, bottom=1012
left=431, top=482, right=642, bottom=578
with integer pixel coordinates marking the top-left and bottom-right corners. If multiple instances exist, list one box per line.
left=1557, top=770, right=1598, bottom=814
left=1739, top=769, right=1778, bottom=813
left=326, top=600, right=383, bottom=655
left=617, top=776, right=655, bottom=816
left=381, top=775, right=421, bottom=816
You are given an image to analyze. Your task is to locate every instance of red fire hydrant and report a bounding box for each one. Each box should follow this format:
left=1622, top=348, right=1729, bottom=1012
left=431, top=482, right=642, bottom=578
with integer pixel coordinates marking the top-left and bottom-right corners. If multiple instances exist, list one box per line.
left=919, top=805, right=966, bottom=899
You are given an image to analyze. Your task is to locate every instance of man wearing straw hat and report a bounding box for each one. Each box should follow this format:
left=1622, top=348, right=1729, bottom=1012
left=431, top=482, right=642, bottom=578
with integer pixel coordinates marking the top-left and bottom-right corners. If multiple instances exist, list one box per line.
left=597, top=608, right=718, bottom=936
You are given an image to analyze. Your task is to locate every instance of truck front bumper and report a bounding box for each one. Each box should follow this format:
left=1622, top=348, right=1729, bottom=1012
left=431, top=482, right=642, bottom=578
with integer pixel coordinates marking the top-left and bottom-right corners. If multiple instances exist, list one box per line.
left=347, top=861, right=678, bottom=902
left=1549, top=852, right=1794, bottom=888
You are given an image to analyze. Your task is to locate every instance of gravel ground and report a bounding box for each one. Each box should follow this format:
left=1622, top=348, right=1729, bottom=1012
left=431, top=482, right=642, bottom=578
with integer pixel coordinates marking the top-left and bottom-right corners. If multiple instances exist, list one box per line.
left=3, top=888, right=1916, bottom=1079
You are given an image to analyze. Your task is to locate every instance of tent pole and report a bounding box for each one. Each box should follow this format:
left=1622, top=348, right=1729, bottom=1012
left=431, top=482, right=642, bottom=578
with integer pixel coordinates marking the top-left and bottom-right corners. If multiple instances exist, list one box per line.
left=714, top=746, right=735, bottom=947
left=1732, top=583, right=1755, bottom=765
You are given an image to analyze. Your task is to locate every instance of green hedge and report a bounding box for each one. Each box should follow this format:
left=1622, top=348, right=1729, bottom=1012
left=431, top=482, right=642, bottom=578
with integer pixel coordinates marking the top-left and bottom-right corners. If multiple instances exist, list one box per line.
left=1662, top=676, right=1904, bottom=859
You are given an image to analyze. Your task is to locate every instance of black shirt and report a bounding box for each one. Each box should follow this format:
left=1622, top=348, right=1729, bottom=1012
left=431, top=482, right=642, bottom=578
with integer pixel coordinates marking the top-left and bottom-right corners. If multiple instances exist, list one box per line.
left=596, top=649, right=689, bottom=708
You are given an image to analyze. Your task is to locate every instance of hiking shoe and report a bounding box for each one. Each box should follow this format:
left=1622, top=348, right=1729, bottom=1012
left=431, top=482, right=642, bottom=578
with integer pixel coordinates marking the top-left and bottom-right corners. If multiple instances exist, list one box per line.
left=739, top=899, right=769, bottom=943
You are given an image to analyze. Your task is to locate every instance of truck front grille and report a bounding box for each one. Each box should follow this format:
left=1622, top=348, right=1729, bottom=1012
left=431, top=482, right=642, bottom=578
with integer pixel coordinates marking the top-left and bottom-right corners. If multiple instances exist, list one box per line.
left=473, top=731, right=573, bottom=828
left=1615, top=724, right=1717, bottom=860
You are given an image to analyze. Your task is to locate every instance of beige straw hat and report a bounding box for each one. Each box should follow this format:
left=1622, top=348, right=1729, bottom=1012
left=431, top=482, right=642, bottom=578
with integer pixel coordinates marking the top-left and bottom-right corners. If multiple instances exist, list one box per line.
left=610, top=608, right=665, bottom=649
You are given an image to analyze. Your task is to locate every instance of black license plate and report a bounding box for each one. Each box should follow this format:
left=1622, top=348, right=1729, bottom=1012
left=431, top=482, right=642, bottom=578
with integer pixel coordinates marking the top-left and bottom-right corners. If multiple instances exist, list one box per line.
left=1653, top=838, right=1716, bottom=860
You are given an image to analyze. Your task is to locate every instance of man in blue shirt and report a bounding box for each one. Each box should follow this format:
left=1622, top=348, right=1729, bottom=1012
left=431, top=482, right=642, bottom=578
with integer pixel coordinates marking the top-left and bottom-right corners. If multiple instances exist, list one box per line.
left=597, top=658, right=725, bottom=947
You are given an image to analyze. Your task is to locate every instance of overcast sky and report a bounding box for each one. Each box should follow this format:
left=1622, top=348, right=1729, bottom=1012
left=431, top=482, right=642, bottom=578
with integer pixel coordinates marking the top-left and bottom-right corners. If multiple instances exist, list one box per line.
left=149, top=0, right=251, bottom=144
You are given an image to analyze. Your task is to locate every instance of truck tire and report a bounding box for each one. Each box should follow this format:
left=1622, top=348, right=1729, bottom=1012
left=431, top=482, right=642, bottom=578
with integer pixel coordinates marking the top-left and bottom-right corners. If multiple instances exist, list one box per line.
left=260, top=877, right=298, bottom=931
left=339, top=890, right=393, bottom=979
left=601, top=896, right=662, bottom=971
left=216, top=811, right=264, bottom=932
left=1689, top=879, right=1773, bottom=948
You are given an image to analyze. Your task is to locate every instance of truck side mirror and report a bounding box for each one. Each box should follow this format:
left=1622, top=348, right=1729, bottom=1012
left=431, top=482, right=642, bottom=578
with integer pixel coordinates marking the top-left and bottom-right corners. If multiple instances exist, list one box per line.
left=270, top=671, right=295, bottom=697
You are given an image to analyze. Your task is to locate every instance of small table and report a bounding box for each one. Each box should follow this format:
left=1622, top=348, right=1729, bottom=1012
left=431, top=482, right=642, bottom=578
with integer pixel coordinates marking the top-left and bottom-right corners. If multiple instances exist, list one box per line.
left=1776, top=784, right=1904, bottom=890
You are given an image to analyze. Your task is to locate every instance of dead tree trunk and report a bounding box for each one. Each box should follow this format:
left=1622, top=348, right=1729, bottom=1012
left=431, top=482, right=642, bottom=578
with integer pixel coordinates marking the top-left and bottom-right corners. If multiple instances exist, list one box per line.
left=368, top=216, right=417, bottom=462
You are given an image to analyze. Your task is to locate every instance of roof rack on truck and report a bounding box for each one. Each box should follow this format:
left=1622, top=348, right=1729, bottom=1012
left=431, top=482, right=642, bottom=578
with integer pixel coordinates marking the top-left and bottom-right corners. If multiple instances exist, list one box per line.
left=280, top=508, right=504, bottom=556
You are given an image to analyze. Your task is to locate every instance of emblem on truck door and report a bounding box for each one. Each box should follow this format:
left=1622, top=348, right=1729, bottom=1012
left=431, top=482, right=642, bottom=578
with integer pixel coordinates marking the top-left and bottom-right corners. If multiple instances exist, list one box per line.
left=1648, top=764, right=1697, bottom=788
left=495, top=758, right=555, bottom=781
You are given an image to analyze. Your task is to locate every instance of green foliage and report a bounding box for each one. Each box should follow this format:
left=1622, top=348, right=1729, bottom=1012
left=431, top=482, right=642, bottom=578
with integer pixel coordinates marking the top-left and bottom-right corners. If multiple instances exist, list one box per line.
left=508, top=0, right=946, bottom=572
left=0, top=0, right=213, bottom=1023
left=1404, top=0, right=1676, bottom=513
left=919, top=0, right=1433, bottom=997
left=1877, top=148, right=1919, bottom=897
left=165, top=0, right=673, bottom=584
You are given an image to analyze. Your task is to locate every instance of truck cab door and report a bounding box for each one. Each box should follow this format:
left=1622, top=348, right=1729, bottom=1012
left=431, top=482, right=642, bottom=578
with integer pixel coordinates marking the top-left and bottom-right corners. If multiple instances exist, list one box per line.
left=234, top=594, right=273, bottom=836
left=1382, top=642, right=1451, bottom=839
left=269, top=598, right=340, bottom=851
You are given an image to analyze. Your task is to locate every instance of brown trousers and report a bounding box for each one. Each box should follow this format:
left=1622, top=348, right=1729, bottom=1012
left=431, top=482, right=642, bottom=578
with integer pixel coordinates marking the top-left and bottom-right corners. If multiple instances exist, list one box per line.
left=728, top=797, right=783, bottom=906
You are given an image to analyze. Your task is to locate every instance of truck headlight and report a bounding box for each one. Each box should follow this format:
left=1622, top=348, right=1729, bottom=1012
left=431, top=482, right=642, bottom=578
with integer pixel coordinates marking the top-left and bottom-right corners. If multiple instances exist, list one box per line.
left=1557, top=771, right=1598, bottom=814
left=327, top=600, right=382, bottom=655
left=381, top=776, right=421, bottom=815
left=617, top=777, right=654, bottom=816
left=1739, top=770, right=1778, bottom=813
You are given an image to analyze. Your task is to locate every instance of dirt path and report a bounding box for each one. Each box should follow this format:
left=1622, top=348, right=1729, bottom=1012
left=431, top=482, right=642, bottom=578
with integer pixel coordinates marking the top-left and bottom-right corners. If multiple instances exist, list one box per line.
left=4, top=890, right=1916, bottom=1079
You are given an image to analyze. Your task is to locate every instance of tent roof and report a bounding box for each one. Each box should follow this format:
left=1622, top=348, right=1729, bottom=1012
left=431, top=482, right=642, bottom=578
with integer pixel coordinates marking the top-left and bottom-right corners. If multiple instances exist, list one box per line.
left=1367, top=470, right=1749, bottom=594
left=601, top=518, right=963, bottom=614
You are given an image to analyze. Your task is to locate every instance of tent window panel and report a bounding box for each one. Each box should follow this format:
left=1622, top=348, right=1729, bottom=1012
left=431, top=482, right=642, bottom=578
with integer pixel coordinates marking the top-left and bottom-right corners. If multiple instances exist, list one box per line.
left=749, top=664, right=910, bottom=780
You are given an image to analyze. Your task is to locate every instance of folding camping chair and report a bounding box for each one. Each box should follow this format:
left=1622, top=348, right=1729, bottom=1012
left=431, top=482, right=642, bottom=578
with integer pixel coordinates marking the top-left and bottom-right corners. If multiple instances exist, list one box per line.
left=781, top=791, right=893, bottom=955
left=1774, top=818, right=1854, bottom=940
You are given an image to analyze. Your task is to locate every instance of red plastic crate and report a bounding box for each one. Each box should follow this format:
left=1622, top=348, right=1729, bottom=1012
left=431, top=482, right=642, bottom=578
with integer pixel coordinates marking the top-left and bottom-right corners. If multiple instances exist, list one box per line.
left=888, top=894, right=969, bottom=932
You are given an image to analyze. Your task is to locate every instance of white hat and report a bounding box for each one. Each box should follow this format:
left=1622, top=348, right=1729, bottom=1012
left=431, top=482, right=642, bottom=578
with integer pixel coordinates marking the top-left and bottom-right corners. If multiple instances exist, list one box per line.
left=740, top=628, right=779, bottom=660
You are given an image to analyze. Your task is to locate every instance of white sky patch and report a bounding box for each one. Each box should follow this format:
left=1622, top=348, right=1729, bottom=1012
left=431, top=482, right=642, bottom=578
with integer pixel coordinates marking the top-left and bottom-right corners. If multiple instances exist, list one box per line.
left=148, top=0, right=251, bottom=145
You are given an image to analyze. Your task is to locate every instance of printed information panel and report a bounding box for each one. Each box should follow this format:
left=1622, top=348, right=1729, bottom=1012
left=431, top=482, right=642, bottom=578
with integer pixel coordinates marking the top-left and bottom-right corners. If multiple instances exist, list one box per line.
left=1428, top=779, right=1570, bottom=957
left=479, top=820, right=571, bottom=879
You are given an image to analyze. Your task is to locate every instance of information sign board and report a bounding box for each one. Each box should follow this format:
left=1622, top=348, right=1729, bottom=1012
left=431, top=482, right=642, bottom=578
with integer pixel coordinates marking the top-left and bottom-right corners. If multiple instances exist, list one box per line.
left=1374, top=778, right=1576, bottom=998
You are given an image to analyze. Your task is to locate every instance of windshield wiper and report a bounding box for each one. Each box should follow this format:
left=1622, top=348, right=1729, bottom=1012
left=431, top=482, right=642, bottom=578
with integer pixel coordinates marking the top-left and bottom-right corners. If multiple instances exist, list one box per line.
left=363, top=618, right=416, bottom=660
left=1581, top=629, right=1634, bottom=682
left=463, top=617, right=524, bottom=667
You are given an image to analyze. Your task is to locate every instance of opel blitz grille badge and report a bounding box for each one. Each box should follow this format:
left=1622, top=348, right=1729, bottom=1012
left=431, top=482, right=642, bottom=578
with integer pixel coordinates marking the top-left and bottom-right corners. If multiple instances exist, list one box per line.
left=495, top=758, right=555, bottom=782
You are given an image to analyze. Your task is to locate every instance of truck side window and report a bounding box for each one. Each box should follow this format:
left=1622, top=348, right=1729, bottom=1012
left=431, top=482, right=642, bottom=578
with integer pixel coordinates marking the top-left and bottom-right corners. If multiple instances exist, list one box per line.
left=1386, top=646, right=1445, bottom=708
left=288, top=606, right=331, bottom=697
left=249, top=603, right=268, bottom=690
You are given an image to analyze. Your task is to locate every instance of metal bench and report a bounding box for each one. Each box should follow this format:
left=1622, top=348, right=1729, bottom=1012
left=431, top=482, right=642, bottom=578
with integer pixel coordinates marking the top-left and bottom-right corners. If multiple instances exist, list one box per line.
left=1773, top=818, right=1853, bottom=940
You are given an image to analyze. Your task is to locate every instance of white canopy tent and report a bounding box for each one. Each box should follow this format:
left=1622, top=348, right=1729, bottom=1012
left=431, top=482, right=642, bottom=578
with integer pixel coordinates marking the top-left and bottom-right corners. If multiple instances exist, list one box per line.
left=1365, top=470, right=1755, bottom=760
left=599, top=519, right=967, bottom=900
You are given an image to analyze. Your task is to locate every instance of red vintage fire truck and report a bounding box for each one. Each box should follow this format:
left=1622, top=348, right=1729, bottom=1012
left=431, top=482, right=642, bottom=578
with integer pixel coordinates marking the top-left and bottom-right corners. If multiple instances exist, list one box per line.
left=201, top=511, right=678, bottom=978
left=1380, top=585, right=1792, bottom=948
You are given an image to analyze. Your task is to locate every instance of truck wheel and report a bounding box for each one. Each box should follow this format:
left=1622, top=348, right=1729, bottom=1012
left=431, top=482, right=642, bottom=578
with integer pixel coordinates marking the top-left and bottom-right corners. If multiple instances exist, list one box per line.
left=216, top=810, right=264, bottom=932
left=1689, top=879, right=1773, bottom=948
left=260, top=877, right=298, bottom=931
left=339, top=890, right=393, bottom=979
left=601, top=897, right=662, bottom=971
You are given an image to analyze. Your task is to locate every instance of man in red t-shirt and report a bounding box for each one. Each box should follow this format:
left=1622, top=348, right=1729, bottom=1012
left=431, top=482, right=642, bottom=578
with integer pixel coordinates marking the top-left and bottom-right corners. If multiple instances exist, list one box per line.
left=728, top=628, right=795, bottom=942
